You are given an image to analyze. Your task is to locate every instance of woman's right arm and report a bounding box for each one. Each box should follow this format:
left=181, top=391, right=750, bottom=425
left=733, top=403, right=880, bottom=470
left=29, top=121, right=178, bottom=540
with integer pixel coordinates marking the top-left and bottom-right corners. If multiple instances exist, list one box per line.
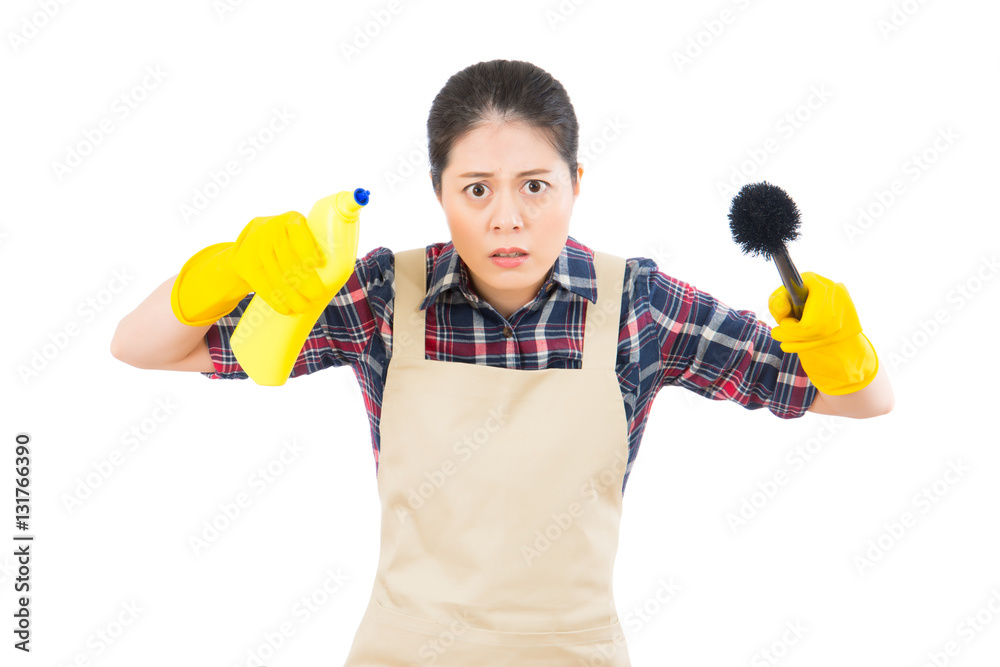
left=110, top=274, right=217, bottom=373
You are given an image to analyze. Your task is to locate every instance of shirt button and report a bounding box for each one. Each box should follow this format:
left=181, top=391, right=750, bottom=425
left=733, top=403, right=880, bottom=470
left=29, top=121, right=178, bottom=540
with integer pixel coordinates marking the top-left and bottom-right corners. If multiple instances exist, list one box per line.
left=503, top=326, right=513, bottom=338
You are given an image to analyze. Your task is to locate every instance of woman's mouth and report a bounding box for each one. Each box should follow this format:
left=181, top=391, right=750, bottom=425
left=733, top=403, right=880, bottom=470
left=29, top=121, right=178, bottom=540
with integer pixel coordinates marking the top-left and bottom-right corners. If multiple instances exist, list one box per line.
left=489, top=252, right=528, bottom=268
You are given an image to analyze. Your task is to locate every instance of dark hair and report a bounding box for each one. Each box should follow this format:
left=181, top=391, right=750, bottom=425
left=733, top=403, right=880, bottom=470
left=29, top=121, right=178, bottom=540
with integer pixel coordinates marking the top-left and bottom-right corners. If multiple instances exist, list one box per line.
left=426, top=59, right=579, bottom=197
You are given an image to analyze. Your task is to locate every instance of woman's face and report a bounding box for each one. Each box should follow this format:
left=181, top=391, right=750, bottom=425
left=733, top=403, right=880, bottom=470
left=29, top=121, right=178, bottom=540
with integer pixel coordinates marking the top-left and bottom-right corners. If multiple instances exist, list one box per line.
left=435, top=120, right=582, bottom=320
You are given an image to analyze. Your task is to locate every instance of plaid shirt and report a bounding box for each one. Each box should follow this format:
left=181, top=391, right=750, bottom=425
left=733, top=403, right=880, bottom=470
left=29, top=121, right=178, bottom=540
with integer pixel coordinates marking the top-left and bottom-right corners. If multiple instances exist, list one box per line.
left=204, top=236, right=817, bottom=494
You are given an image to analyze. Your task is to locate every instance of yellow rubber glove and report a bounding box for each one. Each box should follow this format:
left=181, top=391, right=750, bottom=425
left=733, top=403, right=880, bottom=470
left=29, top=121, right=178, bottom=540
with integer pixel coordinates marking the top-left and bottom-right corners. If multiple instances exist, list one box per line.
left=170, top=212, right=328, bottom=326
left=768, top=272, right=879, bottom=395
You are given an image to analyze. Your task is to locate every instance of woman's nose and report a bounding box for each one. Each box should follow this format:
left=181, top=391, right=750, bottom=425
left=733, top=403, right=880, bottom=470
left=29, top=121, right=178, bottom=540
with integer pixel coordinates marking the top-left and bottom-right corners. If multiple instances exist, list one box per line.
left=491, top=191, right=525, bottom=230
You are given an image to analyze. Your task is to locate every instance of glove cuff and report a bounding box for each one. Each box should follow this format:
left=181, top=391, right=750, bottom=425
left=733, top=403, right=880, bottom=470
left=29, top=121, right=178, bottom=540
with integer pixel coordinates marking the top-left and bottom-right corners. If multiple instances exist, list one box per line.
left=171, top=242, right=248, bottom=326
left=796, top=331, right=880, bottom=396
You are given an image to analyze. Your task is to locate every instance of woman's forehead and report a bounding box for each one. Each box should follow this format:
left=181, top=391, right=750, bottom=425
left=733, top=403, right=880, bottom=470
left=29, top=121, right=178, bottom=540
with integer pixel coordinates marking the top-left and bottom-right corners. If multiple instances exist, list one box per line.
left=447, top=123, right=560, bottom=172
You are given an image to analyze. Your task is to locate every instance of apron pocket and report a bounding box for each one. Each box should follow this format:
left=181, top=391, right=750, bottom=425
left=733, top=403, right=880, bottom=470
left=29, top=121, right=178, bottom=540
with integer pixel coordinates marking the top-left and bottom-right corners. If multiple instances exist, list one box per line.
left=372, top=597, right=627, bottom=647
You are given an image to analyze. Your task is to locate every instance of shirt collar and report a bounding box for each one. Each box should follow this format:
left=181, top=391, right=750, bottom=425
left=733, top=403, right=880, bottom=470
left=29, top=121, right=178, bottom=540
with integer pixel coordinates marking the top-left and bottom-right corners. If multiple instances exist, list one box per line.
left=418, top=236, right=598, bottom=311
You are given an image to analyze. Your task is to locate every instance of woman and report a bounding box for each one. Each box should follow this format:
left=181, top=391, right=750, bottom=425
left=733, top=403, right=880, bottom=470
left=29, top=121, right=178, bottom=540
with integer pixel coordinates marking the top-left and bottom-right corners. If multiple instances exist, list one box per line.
left=111, top=59, right=893, bottom=665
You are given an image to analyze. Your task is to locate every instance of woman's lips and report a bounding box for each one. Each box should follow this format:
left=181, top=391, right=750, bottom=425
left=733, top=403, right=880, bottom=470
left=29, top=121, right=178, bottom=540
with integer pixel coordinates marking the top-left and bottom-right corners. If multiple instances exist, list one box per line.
left=489, top=254, right=529, bottom=268
left=490, top=247, right=529, bottom=256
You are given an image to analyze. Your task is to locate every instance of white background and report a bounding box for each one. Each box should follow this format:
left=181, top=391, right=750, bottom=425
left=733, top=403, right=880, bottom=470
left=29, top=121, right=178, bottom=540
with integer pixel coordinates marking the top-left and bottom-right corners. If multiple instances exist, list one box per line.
left=3, top=0, right=999, bottom=665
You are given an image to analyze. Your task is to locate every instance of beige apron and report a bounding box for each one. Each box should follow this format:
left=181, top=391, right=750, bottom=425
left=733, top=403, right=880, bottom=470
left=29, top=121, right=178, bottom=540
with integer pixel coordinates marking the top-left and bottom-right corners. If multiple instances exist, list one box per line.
left=343, top=246, right=632, bottom=666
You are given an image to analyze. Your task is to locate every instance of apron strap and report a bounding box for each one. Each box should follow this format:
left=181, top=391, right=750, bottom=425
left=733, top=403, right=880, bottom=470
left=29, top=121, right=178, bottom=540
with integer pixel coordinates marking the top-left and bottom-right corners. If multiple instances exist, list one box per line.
left=391, top=246, right=625, bottom=371
left=584, top=250, right=626, bottom=370
left=389, top=247, right=428, bottom=363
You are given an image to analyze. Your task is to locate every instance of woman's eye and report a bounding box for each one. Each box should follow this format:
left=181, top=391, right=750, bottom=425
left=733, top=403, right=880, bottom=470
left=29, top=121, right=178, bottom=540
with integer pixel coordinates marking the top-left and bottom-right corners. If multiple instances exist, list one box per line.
left=525, top=180, right=549, bottom=194
left=467, top=183, right=489, bottom=198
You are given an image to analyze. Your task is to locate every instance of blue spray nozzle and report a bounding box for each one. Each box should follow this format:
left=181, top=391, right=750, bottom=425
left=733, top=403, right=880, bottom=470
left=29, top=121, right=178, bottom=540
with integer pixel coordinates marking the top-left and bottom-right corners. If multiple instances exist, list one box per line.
left=353, top=188, right=370, bottom=206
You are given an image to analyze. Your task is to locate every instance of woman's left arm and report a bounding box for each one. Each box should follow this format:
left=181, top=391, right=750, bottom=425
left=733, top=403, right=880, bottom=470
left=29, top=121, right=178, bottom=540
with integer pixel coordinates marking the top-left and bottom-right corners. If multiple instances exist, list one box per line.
left=807, top=365, right=894, bottom=418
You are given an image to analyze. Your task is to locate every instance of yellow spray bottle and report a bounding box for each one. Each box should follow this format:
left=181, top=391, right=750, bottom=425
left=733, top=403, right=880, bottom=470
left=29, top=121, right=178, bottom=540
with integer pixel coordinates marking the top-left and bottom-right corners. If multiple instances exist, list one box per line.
left=230, top=188, right=370, bottom=386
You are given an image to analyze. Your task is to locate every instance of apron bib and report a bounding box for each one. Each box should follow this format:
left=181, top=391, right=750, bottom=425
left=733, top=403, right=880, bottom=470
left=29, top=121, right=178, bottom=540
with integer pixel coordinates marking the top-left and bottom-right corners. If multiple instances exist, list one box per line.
left=343, top=246, right=631, bottom=666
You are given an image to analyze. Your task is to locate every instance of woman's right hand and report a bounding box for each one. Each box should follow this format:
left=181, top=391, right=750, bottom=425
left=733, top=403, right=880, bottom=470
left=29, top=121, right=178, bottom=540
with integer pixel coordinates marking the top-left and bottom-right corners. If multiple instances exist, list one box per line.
left=227, top=211, right=329, bottom=315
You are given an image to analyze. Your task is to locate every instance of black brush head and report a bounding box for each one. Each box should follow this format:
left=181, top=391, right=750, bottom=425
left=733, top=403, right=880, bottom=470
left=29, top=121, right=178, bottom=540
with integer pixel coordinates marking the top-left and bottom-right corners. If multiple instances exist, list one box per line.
left=728, top=181, right=802, bottom=260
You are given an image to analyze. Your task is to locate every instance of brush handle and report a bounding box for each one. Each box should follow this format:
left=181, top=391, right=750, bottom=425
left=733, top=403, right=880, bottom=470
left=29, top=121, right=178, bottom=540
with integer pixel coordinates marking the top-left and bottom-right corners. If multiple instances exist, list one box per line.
left=772, top=244, right=808, bottom=320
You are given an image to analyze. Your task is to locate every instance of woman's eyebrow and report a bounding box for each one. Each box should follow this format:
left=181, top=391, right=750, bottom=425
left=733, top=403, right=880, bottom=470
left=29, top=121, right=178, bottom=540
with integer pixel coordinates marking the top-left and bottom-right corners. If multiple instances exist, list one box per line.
left=458, top=168, right=552, bottom=178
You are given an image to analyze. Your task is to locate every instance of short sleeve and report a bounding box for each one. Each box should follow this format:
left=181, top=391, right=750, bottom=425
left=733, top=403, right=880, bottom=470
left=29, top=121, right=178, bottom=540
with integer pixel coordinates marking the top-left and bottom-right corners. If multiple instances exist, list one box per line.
left=647, top=266, right=817, bottom=419
left=201, top=247, right=392, bottom=380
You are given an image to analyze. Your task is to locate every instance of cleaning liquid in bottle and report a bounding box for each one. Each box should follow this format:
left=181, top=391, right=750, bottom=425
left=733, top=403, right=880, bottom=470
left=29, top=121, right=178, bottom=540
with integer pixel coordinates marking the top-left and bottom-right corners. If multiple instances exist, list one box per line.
left=230, top=188, right=369, bottom=386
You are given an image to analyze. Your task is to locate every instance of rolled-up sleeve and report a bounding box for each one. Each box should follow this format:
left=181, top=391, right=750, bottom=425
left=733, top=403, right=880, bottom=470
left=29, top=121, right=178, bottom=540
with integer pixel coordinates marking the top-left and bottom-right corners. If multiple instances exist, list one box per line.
left=201, top=247, right=390, bottom=380
left=648, top=267, right=817, bottom=419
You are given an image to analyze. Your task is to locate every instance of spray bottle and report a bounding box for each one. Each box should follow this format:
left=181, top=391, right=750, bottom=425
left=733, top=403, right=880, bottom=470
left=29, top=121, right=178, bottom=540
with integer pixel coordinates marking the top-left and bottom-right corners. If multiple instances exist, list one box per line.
left=230, top=188, right=370, bottom=386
